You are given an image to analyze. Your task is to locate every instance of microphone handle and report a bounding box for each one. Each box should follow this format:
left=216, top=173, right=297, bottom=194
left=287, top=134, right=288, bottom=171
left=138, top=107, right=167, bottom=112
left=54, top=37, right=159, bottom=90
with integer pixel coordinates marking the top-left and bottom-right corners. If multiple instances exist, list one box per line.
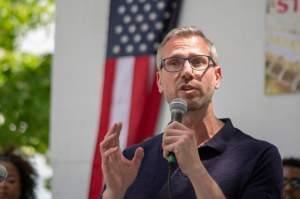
left=167, top=111, right=183, bottom=165
left=171, top=111, right=183, bottom=123
left=167, top=152, right=176, bottom=165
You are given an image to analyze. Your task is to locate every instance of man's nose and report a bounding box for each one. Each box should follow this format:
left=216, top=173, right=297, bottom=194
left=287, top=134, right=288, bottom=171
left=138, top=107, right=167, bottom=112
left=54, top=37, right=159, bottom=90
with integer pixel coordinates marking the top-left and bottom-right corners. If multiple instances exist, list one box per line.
left=180, top=60, right=194, bottom=81
left=181, top=59, right=194, bottom=74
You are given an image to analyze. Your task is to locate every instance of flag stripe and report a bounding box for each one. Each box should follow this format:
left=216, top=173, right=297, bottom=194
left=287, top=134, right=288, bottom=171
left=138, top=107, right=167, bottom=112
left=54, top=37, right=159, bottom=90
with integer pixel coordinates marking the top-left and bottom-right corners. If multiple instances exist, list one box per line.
left=109, top=57, right=135, bottom=149
left=88, top=58, right=116, bottom=198
left=127, top=56, right=151, bottom=146
left=136, top=74, right=162, bottom=142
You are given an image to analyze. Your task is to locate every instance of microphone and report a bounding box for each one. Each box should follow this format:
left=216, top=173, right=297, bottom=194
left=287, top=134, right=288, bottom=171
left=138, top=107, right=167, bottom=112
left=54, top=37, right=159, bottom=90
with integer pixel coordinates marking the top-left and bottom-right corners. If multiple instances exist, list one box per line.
left=167, top=98, right=187, bottom=165
left=0, top=164, right=8, bottom=182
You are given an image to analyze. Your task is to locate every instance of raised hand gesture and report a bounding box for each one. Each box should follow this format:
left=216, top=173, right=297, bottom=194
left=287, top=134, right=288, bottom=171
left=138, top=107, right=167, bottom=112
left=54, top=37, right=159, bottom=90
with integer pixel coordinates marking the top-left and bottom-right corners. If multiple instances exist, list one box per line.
left=100, top=123, right=144, bottom=199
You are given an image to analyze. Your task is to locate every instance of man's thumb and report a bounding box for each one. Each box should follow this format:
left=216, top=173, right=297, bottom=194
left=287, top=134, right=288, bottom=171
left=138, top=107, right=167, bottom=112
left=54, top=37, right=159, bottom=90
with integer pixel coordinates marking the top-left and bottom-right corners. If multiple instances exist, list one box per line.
left=132, top=147, right=144, bottom=167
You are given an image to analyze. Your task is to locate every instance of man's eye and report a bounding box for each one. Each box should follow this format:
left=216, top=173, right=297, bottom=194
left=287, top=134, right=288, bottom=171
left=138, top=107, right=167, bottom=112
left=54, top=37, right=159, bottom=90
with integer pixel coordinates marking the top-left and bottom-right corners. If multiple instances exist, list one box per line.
left=191, top=58, right=207, bottom=66
left=167, top=59, right=181, bottom=66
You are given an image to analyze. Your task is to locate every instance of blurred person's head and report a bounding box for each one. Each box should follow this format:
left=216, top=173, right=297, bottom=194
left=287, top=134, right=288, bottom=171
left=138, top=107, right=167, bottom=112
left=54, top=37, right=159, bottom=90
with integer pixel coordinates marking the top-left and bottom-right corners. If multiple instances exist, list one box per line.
left=283, top=157, right=300, bottom=199
left=0, top=149, right=37, bottom=199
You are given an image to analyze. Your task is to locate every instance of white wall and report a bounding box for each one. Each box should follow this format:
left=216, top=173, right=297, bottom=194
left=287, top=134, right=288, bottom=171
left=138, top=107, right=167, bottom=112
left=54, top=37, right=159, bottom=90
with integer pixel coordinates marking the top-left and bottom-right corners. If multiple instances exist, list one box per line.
left=51, top=0, right=300, bottom=198
left=51, top=0, right=109, bottom=198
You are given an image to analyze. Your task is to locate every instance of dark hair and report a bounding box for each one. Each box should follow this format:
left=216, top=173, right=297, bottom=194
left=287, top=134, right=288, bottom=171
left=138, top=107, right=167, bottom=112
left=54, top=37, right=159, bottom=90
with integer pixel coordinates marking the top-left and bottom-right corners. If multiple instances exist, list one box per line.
left=0, top=149, right=37, bottom=199
left=283, top=157, right=300, bottom=168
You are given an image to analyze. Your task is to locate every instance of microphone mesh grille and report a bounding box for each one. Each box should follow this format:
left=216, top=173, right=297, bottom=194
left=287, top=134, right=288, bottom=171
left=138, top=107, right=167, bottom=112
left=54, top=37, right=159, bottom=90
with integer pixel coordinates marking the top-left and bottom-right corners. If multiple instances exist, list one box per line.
left=169, top=98, right=187, bottom=113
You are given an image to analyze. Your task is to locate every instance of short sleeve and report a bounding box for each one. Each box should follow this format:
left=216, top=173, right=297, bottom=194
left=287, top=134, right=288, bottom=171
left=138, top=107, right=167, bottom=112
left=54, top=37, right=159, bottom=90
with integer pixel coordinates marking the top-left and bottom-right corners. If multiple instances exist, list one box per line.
left=241, top=145, right=283, bottom=199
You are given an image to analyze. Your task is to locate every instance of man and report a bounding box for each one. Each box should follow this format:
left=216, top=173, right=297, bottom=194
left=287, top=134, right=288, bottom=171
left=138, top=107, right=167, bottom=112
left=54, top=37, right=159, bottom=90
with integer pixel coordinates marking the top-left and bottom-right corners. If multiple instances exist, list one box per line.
left=100, top=26, right=283, bottom=198
left=283, top=158, right=300, bottom=199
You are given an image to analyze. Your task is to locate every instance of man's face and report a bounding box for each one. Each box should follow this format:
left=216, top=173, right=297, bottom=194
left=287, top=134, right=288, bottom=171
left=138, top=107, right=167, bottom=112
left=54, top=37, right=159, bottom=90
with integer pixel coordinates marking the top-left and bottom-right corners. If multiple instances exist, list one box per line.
left=156, top=35, right=222, bottom=111
left=283, top=166, right=300, bottom=199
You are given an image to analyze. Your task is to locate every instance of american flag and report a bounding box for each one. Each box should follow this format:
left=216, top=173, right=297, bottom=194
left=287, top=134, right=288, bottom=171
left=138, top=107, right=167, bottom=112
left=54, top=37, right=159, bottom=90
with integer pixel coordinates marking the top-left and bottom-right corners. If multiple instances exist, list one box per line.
left=89, top=0, right=182, bottom=198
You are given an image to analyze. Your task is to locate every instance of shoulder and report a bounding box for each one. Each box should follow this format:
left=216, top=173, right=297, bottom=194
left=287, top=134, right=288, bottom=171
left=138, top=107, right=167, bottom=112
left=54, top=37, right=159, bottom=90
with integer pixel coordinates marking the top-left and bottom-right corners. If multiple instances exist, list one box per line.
left=232, top=127, right=280, bottom=158
left=233, top=130, right=283, bottom=196
left=230, top=126, right=283, bottom=180
left=219, top=118, right=282, bottom=172
left=223, top=123, right=283, bottom=196
left=218, top=118, right=280, bottom=158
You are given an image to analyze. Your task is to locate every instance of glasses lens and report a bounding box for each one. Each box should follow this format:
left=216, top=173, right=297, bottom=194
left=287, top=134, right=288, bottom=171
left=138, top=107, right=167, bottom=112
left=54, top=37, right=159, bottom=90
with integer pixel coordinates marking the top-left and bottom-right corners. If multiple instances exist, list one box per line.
left=190, top=56, right=209, bottom=69
left=164, top=57, right=184, bottom=72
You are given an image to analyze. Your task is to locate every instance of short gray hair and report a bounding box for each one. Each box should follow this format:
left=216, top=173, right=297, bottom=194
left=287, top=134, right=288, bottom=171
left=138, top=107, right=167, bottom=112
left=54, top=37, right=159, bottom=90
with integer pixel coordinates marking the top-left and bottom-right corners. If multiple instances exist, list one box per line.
left=156, top=26, right=219, bottom=70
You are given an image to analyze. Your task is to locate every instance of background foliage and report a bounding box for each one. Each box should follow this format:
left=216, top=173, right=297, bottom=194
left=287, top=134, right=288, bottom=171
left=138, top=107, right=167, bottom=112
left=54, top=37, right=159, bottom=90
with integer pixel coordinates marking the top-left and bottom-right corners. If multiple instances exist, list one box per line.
left=0, top=0, right=54, bottom=153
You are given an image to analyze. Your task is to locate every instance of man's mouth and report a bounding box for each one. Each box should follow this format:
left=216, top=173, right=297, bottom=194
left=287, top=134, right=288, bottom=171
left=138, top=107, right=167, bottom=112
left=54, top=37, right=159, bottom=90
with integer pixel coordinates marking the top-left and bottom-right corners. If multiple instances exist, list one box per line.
left=181, top=84, right=195, bottom=91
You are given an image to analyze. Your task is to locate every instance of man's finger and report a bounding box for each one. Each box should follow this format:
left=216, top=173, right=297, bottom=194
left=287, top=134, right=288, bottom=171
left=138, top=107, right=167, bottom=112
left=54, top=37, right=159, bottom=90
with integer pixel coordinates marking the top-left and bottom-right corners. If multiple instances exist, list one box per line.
left=163, top=143, right=177, bottom=159
left=167, top=121, right=188, bottom=130
left=132, top=147, right=144, bottom=168
left=163, top=135, right=180, bottom=146
left=115, top=123, right=122, bottom=146
left=104, top=123, right=118, bottom=138
left=100, top=122, right=123, bottom=151
left=163, top=129, right=185, bottom=136
left=100, top=132, right=119, bottom=152
left=102, top=146, right=119, bottom=165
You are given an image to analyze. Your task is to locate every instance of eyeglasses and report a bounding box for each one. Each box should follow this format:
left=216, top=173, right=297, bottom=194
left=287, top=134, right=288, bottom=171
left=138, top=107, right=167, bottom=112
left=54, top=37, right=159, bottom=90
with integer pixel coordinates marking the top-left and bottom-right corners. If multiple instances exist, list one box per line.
left=160, top=55, right=216, bottom=72
left=284, top=177, right=300, bottom=189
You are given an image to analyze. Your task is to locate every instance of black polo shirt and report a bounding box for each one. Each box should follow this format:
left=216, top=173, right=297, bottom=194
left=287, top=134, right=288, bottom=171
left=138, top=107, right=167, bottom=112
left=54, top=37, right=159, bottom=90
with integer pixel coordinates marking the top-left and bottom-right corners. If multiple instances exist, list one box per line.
left=122, top=119, right=283, bottom=198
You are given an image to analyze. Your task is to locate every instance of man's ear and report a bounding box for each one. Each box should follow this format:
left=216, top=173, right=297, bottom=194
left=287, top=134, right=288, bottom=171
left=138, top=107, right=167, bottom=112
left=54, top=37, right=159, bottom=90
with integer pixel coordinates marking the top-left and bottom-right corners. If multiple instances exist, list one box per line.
left=156, top=71, right=163, bottom=93
left=214, top=66, right=222, bottom=89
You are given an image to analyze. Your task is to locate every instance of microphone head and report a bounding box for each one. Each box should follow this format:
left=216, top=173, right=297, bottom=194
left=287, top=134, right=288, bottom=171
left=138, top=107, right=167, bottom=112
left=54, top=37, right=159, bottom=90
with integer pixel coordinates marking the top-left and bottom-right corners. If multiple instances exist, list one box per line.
left=0, top=164, right=8, bottom=182
left=169, top=98, right=188, bottom=114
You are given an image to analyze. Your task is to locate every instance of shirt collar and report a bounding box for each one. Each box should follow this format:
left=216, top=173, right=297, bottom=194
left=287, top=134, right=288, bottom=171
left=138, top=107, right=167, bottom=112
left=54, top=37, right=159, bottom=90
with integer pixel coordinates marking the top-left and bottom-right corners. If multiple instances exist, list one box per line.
left=200, top=118, right=236, bottom=153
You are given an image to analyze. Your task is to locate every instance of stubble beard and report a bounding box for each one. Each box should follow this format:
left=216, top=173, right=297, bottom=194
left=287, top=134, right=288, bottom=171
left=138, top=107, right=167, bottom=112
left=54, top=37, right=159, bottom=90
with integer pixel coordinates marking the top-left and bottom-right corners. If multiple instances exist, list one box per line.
left=187, top=95, right=212, bottom=112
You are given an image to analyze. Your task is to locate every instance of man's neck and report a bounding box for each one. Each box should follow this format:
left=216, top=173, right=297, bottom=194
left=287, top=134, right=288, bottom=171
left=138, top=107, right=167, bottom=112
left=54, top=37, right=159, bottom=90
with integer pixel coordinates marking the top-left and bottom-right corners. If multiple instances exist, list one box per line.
left=182, top=103, right=224, bottom=146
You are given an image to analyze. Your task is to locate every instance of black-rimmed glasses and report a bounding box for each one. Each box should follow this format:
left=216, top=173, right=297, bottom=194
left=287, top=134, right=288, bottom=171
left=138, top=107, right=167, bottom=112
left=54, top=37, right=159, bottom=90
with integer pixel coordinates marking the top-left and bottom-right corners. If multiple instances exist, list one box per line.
left=284, top=177, right=300, bottom=189
left=160, top=55, right=216, bottom=72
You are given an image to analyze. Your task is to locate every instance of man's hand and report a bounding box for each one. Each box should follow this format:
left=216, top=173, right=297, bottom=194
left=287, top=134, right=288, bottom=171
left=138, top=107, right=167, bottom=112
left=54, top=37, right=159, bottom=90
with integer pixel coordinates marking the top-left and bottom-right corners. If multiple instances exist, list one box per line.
left=162, top=121, right=202, bottom=177
left=162, top=121, right=226, bottom=198
left=100, top=123, right=144, bottom=199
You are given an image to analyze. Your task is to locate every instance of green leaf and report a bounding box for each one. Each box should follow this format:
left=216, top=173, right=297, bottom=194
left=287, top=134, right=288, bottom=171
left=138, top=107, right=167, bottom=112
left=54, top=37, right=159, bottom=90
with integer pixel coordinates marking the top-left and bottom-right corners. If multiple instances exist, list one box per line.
left=0, top=0, right=54, bottom=154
